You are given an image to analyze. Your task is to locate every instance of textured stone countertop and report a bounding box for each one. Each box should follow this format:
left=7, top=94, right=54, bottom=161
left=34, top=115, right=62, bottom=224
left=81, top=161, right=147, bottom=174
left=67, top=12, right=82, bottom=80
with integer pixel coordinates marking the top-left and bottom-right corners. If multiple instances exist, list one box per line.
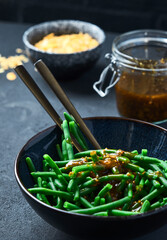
left=0, top=21, right=167, bottom=240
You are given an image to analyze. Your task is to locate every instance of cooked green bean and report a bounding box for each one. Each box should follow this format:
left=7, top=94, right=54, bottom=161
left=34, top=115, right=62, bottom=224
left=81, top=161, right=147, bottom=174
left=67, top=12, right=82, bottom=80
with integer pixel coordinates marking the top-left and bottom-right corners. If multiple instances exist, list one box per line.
left=71, top=196, right=131, bottom=214
left=79, top=197, right=94, bottom=208
left=64, top=112, right=88, bottom=149
left=63, top=201, right=80, bottom=210
left=69, top=121, right=88, bottom=151
left=128, top=183, right=133, bottom=198
left=93, top=211, right=108, bottom=216
left=28, top=187, right=73, bottom=201
left=74, top=149, right=117, bottom=158
left=94, top=196, right=101, bottom=206
left=126, top=163, right=145, bottom=173
left=56, top=144, right=63, bottom=161
left=97, top=183, right=112, bottom=198
left=140, top=200, right=150, bottom=213
left=141, top=185, right=165, bottom=202
left=37, top=177, right=50, bottom=205
left=26, top=157, right=36, bottom=172
left=62, top=120, right=74, bottom=160
left=110, top=209, right=139, bottom=216
left=62, top=139, right=68, bottom=160
left=43, top=154, right=68, bottom=184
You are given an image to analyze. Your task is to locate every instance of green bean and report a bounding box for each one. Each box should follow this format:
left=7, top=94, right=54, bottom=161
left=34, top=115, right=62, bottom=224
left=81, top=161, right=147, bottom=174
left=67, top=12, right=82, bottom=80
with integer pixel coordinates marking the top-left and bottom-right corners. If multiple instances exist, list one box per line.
left=42, top=159, right=49, bottom=171
left=80, top=186, right=98, bottom=196
left=150, top=201, right=162, bottom=210
left=55, top=197, right=63, bottom=209
left=63, top=201, right=80, bottom=210
left=43, top=154, right=68, bottom=184
left=36, top=193, right=43, bottom=201
left=56, top=144, right=63, bottom=161
left=62, top=139, right=68, bottom=160
left=123, top=151, right=137, bottom=160
left=98, top=173, right=134, bottom=182
left=54, top=160, right=70, bottom=167
left=158, top=176, right=167, bottom=188
left=64, top=112, right=88, bottom=149
left=152, top=180, right=161, bottom=188
left=122, top=202, right=130, bottom=211
left=31, top=171, right=68, bottom=180
left=28, top=187, right=73, bottom=201
left=98, top=183, right=112, bottom=198
left=128, top=183, right=133, bottom=198
left=71, top=196, right=131, bottom=214
left=26, top=157, right=36, bottom=172
left=90, top=151, right=99, bottom=163
left=133, top=155, right=161, bottom=164
left=58, top=174, right=68, bottom=187
left=74, top=149, right=117, bottom=158
left=62, top=173, right=71, bottom=181
left=73, top=186, right=80, bottom=201
left=140, top=200, right=150, bottom=213
left=135, top=174, right=140, bottom=185
left=94, top=196, right=100, bottom=206
left=67, top=179, right=76, bottom=192
left=79, top=197, right=94, bottom=208
left=93, top=211, right=108, bottom=216
left=136, top=177, right=145, bottom=191
left=110, top=209, right=139, bottom=216
left=37, top=177, right=50, bottom=205
left=64, top=112, right=75, bottom=122
left=100, top=198, right=106, bottom=205
left=145, top=179, right=151, bottom=187
left=80, top=174, right=134, bottom=189
left=134, top=155, right=167, bottom=172
left=71, top=164, right=104, bottom=178
left=54, top=178, right=66, bottom=191
left=48, top=181, right=56, bottom=191
left=117, top=156, right=130, bottom=163
left=69, top=121, right=88, bottom=151
left=62, top=120, right=74, bottom=160
left=105, top=192, right=113, bottom=203
left=126, top=163, right=145, bottom=173
left=141, top=149, right=148, bottom=156
left=117, top=179, right=126, bottom=192
left=141, top=185, right=165, bottom=202
left=131, top=150, right=138, bottom=154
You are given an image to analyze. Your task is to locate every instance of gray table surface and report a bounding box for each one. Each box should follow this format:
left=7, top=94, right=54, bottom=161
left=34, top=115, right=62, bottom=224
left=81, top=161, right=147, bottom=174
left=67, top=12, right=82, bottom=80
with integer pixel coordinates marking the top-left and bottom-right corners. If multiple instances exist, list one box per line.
left=0, top=21, right=167, bottom=240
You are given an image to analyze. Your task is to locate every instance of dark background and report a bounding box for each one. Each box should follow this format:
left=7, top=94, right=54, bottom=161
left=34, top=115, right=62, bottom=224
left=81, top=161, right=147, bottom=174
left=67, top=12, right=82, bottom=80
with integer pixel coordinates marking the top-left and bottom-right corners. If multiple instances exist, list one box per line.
left=1, top=0, right=167, bottom=33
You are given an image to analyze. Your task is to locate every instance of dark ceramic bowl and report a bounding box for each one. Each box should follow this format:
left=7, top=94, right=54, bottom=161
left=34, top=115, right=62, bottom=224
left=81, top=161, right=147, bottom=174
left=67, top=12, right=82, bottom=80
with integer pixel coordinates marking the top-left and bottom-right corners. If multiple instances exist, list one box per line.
left=23, top=20, right=105, bottom=80
left=15, top=117, right=167, bottom=239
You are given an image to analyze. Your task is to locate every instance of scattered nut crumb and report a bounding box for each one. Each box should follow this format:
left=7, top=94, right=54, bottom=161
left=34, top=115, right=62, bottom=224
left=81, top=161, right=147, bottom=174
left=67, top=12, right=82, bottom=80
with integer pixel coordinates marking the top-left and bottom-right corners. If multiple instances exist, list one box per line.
left=16, top=48, right=23, bottom=54
left=0, top=48, right=29, bottom=80
left=6, top=71, right=17, bottom=81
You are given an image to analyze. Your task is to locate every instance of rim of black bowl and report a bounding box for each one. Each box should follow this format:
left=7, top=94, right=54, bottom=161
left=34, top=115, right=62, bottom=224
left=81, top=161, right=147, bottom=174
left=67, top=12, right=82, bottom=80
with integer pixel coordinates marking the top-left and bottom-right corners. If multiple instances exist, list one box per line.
left=15, top=116, right=167, bottom=221
left=23, top=20, right=106, bottom=56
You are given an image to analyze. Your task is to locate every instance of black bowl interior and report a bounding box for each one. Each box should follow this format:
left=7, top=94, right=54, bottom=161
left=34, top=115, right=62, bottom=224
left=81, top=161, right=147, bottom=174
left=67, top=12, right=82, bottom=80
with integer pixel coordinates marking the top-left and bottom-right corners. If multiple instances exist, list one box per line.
left=15, top=117, right=167, bottom=239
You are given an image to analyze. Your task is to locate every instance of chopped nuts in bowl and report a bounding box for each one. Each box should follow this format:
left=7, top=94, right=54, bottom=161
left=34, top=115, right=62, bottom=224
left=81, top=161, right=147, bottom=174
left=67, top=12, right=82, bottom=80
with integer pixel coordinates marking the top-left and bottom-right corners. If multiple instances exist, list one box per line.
left=23, top=20, right=105, bottom=80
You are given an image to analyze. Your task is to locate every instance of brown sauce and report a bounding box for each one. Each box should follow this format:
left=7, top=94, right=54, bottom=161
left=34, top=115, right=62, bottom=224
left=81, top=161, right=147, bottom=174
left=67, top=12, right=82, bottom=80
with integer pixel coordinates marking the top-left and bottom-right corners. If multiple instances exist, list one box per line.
left=115, top=70, right=167, bottom=122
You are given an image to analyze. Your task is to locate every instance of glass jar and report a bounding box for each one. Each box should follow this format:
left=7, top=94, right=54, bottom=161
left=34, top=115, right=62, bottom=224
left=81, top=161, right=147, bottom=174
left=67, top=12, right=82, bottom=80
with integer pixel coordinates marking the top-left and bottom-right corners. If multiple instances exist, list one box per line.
left=93, top=30, right=167, bottom=122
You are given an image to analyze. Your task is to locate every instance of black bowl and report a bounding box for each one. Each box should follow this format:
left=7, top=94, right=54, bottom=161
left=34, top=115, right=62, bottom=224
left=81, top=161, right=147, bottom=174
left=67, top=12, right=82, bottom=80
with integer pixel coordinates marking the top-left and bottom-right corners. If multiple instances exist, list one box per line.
left=15, top=117, right=167, bottom=239
left=23, top=20, right=105, bottom=80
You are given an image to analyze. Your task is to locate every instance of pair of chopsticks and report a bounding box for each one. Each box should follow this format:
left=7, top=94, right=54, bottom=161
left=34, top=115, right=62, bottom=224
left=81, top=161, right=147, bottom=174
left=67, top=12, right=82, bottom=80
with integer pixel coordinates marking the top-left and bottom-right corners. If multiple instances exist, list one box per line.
left=15, top=60, right=101, bottom=152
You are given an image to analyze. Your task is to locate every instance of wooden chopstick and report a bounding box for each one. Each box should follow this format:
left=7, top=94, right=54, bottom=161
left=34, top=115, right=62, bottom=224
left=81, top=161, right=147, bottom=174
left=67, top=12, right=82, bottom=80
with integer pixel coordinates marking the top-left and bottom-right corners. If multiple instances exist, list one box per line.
left=35, top=59, right=101, bottom=150
left=15, top=65, right=83, bottom=152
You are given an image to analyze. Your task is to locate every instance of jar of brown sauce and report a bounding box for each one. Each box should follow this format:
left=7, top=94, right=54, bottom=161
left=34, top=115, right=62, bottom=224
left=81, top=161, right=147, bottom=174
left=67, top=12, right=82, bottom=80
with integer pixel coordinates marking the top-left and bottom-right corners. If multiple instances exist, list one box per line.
left=93, top=30, right=167, bottom=122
